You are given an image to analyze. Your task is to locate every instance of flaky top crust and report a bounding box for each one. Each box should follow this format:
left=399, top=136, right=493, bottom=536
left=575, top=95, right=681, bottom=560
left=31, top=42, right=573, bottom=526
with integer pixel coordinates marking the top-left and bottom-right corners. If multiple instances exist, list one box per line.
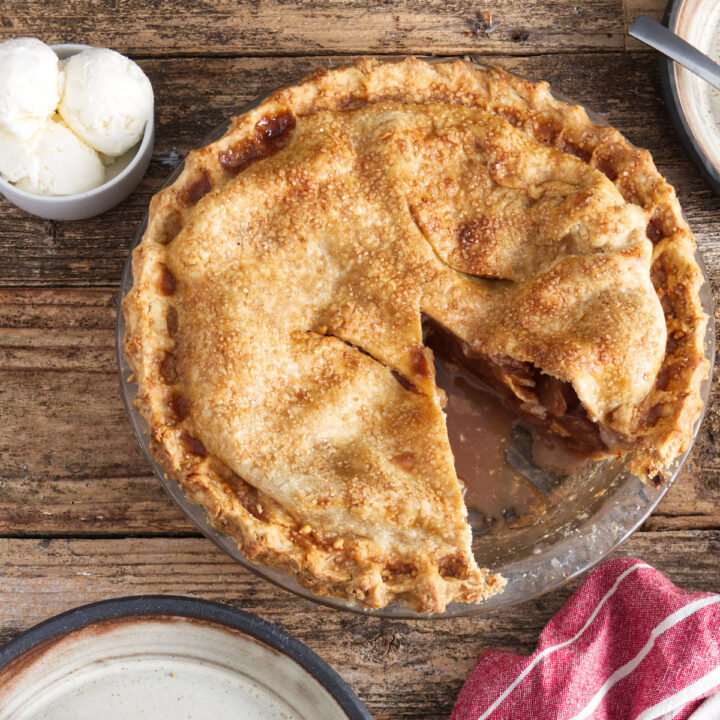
left=123, top=57, right=708, bottom=613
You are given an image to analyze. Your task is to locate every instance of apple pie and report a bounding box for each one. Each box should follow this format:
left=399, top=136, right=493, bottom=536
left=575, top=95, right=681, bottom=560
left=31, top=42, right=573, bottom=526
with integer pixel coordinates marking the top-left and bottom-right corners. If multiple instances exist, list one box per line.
left=123, top=57, right=708, bottom=613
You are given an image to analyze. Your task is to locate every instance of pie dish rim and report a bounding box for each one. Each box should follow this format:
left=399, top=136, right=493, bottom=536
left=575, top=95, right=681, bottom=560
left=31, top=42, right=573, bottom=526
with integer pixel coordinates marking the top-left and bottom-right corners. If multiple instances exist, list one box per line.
left=116, top=57, right=715, bottom=617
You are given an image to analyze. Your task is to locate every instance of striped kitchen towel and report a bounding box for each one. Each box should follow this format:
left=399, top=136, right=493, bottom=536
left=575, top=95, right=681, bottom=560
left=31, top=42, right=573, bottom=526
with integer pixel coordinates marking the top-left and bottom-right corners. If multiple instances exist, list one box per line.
left=452, top=558, right=720, bottom=720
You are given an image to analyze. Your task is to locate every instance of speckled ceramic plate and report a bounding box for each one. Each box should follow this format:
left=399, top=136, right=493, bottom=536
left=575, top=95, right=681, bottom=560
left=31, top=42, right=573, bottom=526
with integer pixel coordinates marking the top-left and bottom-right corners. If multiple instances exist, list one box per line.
left=661, top=0, right=720, bottom=194
left=0, top=596, right=371, bottom=720
left=117, top=59, right=714, bottom=618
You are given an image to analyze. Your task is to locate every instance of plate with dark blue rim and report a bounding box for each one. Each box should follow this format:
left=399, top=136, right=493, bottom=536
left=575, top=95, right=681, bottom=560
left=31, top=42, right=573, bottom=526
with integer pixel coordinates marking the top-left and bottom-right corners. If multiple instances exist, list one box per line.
left=0, top=595, right=372, bottom=720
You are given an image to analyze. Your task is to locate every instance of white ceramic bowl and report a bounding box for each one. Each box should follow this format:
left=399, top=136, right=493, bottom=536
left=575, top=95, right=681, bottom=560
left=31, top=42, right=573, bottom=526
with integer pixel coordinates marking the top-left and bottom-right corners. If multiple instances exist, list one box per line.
left=0, top=43, right=154, bottom=221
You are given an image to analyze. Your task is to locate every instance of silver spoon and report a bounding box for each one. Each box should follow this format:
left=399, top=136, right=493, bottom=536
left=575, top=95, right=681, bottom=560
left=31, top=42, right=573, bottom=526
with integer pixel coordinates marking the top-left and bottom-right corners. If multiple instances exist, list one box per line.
left=629, top=15, right=720, bottom=91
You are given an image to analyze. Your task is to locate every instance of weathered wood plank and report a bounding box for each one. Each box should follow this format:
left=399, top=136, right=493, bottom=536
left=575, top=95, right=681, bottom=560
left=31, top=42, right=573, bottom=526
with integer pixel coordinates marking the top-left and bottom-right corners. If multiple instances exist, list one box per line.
left=0, top=0, right=626, bottom=57
left=4, top=164, right=717, bottom=287
left=0, top=291, right=193, bottom=532
left=2, top=52, right=719, bottom=288
left=625, top=0, right=666, bottom=51
left=0, top=531, right=718, bottom=719
left=0, top=475, right=192, bottom=535
left=0, top=289, right=118, bottom=371
left=1, top=287, right=718, bottom=535
left=0, top=369, right=145, bottom=478
left=0, top=351, right=192, bottom=533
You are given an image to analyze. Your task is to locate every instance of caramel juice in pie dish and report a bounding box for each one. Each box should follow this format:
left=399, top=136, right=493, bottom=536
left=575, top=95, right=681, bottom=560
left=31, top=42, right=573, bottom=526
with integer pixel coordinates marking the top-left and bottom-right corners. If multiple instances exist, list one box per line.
left=434, top=349, right=550, bottom=533
left=121, top=57, right=711, bottom=615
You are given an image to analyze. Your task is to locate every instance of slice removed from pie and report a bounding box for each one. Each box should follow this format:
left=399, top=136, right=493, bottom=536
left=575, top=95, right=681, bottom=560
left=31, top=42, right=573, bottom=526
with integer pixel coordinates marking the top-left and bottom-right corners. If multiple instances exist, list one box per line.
left=123, top=58, right=708, bottom=612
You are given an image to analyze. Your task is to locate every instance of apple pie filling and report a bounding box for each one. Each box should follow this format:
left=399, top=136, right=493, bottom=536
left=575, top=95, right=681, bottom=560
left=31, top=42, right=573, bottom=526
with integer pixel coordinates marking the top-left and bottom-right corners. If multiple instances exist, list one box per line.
left=124, top=57, right=707, bottom=612
left=422, top=316, right=606, bottom=460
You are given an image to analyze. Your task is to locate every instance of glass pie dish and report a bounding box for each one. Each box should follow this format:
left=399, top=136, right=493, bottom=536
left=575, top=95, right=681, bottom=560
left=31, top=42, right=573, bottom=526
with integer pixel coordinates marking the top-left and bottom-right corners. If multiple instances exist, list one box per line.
left=116, top=61, right=715, bottom=618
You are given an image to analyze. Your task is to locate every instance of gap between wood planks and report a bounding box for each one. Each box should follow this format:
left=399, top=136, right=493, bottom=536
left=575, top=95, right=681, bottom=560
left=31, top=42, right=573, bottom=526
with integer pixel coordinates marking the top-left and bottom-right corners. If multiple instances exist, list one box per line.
left=0, top=520, right=713, bottom=540
left=0, top=531, right=203, bottom=539
left=124, top=47, right=653, bottom=61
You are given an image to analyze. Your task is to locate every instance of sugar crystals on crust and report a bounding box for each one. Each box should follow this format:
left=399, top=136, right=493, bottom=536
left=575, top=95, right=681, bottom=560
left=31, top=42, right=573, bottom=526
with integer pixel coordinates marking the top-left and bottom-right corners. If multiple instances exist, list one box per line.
left=123, top=58, right=708, bottom=612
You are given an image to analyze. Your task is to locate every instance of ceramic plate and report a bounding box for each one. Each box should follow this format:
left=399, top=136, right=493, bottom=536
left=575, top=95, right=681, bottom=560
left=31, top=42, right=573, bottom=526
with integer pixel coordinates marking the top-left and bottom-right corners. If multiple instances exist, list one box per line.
left=661, top=0, right=720, bottom=194
left=0, top=596, right=371, bottom=720
left=117, top=59, right=715, bottom=618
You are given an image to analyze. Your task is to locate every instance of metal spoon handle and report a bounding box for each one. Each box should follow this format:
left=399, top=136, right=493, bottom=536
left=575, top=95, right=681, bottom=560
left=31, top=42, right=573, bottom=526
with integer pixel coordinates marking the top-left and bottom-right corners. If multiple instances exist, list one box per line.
left=629, top=15, right=720, bottom=91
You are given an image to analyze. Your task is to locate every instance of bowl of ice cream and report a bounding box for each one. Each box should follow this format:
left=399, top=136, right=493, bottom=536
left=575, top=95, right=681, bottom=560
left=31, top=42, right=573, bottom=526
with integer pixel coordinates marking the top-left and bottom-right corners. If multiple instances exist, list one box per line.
left=0, top=40, right=154, bottom=221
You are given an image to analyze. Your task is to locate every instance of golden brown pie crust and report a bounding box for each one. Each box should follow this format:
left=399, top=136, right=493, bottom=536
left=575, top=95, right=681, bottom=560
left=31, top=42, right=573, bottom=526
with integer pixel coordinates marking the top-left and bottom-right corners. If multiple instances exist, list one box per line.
left=123, top=57, right=708, bottom=613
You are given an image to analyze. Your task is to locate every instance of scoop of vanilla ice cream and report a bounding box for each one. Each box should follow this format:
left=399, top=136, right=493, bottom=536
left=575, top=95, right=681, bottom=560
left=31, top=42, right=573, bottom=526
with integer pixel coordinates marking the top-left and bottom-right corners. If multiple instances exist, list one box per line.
left=0, top=116, right=105, bottom=195
left=0, top=128, right=37, bottom=182
left=59, top=48, right=153, bottom=157
left=0, top=38, right=61, bottom=141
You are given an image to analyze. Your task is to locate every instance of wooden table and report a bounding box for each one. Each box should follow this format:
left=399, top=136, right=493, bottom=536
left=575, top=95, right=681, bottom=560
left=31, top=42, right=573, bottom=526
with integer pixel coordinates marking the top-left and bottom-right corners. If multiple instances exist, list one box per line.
left=2, top=2, right=719, bottom=718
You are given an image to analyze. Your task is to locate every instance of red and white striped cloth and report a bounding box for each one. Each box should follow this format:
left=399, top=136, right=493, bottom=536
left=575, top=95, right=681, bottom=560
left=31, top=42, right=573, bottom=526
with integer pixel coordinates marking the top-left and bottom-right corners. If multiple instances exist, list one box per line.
left=452, top=559, right=720, bottom=720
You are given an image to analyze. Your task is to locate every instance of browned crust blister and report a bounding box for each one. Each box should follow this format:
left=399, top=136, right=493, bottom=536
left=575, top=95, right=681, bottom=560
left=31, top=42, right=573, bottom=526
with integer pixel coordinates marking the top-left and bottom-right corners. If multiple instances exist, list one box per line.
left=123, top=57, right=707, bottom=612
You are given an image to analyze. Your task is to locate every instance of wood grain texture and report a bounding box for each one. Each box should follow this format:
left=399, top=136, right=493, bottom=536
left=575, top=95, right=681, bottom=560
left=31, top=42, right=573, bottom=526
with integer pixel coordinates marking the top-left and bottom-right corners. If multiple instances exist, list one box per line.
left=2, top=52, right=720, bottom=288
left=1, top=532, right=719, bottom=719
left=0, top=0, right=627, bottom=57
left=1, top=2, right=719, bottom=717
left=625, top=0, right=666, bottom=50
left=0, top=290, right=191, bottom=534
left=1, top=288, right=719, bottom=536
